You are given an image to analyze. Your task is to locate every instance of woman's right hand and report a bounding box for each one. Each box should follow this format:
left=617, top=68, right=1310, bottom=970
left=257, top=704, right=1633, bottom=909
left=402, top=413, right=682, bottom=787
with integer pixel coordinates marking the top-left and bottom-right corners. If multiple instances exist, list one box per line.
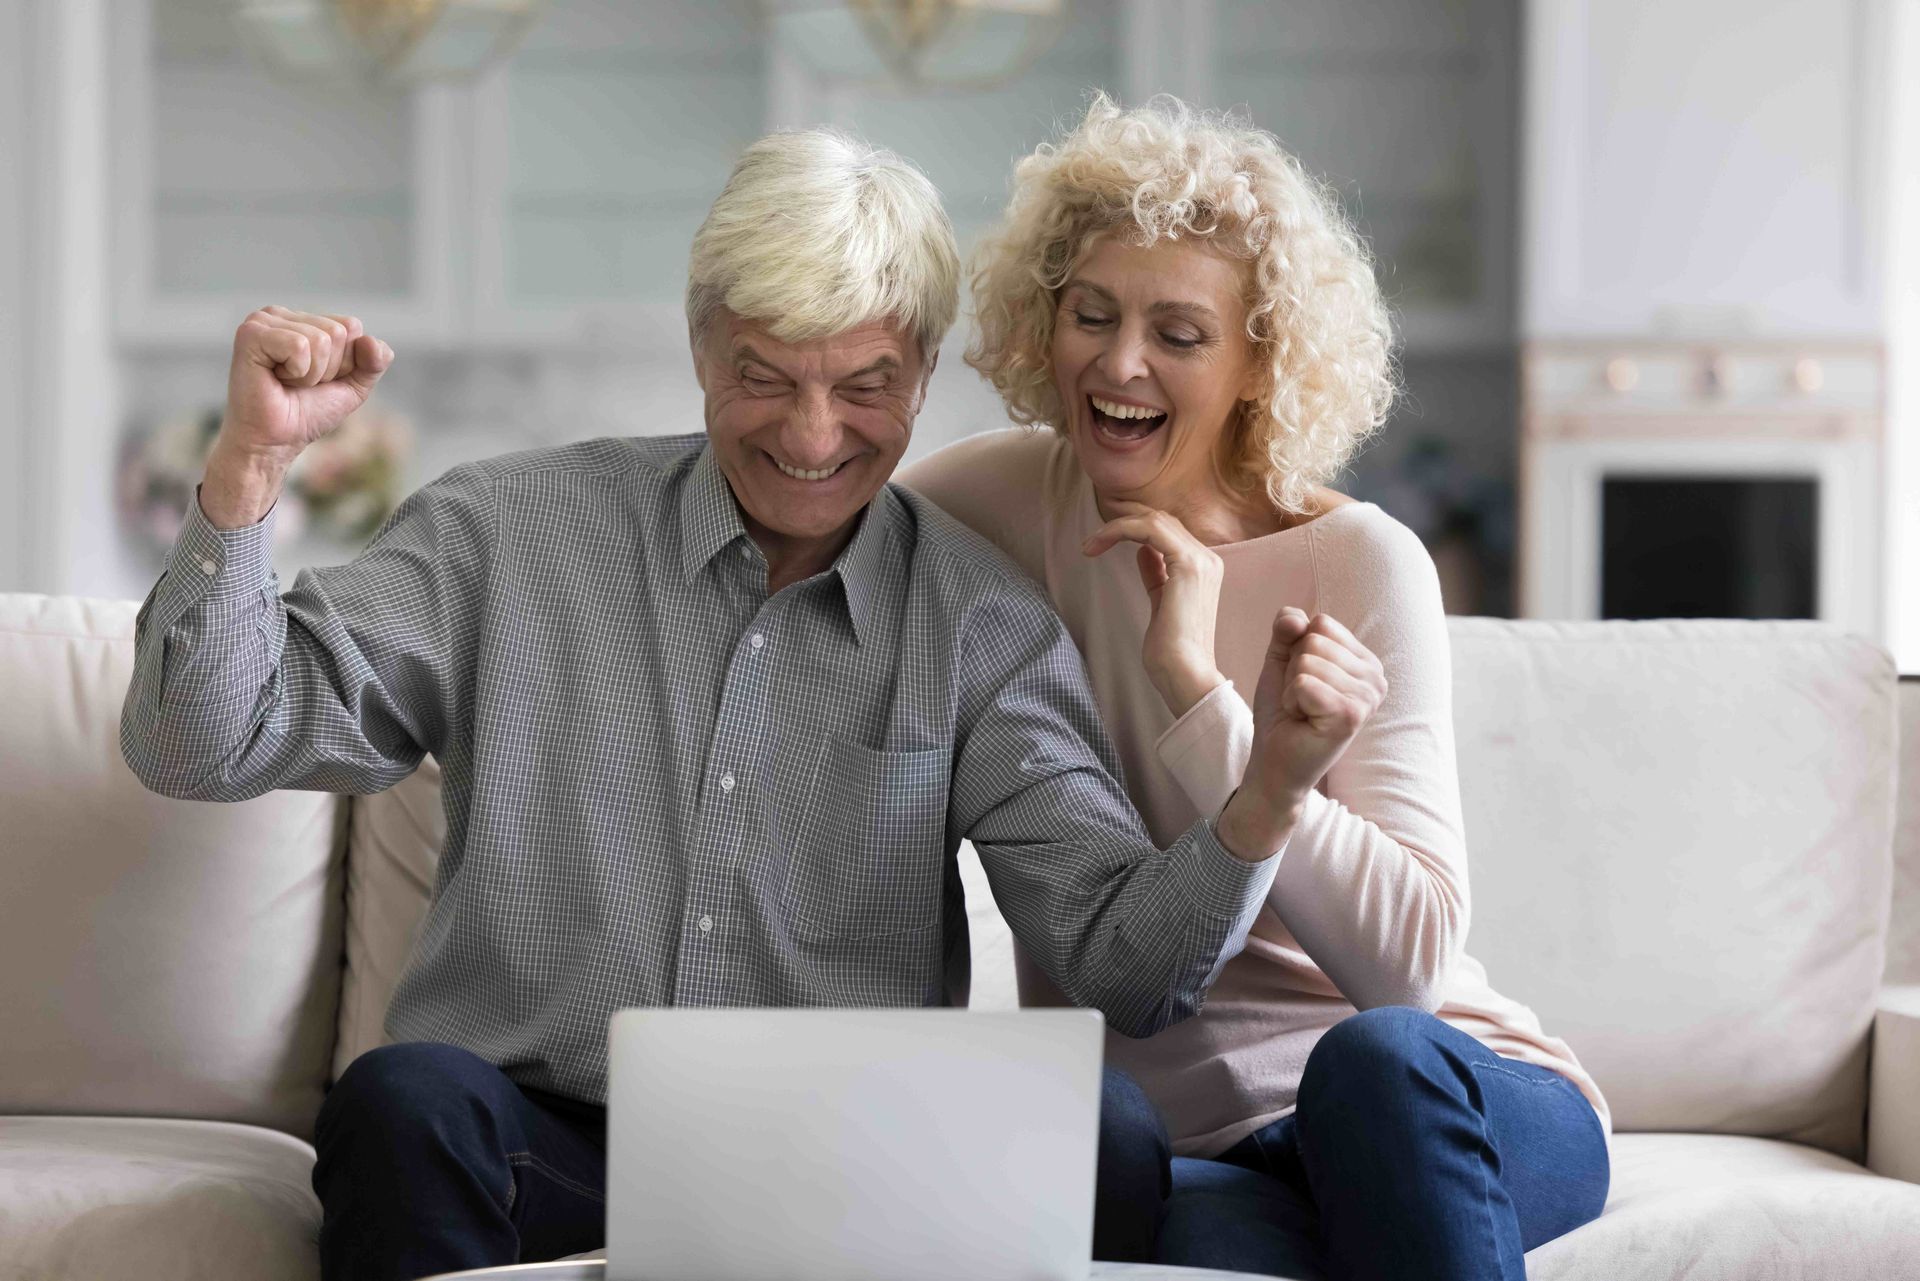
left=202, top=306, right=393, bottom=528
left=1083, top=501, right=1228, bottom=717
left=1250, top=606, right=1389, bottom=805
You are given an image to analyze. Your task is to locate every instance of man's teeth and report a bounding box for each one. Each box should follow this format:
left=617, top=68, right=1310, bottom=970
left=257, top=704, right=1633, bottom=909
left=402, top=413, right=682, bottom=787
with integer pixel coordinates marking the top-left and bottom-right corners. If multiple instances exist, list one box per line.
left=1090, top=395, right=1166, bottom=421
left=775, top=458, right=841, bottom=481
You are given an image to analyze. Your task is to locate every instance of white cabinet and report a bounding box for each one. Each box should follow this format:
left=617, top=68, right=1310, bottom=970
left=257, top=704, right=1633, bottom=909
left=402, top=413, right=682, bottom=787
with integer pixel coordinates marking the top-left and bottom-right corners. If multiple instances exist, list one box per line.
left=115, top=0, right=1518, bottom=356
left=1209, top=0, right=1518, bottom=352
left=771, top=4, right=1124, bottom=255
left=796, top=0, right=1518, bottom=354
left=113, top=0, right=460, bottom=345
left=116, top=0, right=761, bottom=350
left=1522, top=0, right=1894, bottom=338
left=469, top=1, right=766, bottom=345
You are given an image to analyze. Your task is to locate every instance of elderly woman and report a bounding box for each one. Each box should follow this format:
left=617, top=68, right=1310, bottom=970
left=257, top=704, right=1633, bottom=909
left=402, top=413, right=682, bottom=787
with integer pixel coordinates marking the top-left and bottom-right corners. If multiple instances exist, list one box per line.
left=902, top=96, right=1610, bottom=1279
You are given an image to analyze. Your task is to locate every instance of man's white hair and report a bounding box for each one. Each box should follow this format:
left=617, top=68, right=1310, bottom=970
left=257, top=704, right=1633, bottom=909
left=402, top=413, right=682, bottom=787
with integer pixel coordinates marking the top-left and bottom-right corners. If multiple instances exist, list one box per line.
left=686, top=129, right=960, bottom=358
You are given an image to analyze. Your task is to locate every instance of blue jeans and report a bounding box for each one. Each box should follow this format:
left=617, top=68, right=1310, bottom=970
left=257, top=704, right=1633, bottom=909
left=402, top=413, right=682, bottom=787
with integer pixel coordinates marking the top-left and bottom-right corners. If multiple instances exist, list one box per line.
left=1113, top=1007, right=1610, bottom=1280
left=312, top=1042, right=609, bottom=1281
left=313, top=1042, right=1162, bottom=1280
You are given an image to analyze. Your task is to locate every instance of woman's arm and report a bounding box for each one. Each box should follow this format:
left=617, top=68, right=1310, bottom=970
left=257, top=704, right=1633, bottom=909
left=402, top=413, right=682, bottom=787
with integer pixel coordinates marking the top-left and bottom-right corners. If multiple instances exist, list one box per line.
left=1156, top=512, right=1469, bottom=1011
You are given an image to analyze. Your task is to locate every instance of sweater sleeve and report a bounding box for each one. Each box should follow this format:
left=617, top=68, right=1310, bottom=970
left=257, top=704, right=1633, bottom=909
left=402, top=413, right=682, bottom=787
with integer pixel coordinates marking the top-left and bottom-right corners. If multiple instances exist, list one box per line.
left=1153, top=508, right=1470, bottom=1011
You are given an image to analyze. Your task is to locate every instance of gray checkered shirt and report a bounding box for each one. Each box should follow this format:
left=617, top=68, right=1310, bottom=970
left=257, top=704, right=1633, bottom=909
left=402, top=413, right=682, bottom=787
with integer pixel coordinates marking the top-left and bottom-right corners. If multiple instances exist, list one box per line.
left=122, top=434, right=1274, bottom=1103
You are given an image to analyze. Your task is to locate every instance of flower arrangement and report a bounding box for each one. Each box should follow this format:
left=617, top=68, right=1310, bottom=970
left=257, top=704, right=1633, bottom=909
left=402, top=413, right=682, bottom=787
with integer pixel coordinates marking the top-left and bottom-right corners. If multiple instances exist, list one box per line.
left=291, top=405, right=413, bottom=542
left=118, top=404, right=413, bottom=551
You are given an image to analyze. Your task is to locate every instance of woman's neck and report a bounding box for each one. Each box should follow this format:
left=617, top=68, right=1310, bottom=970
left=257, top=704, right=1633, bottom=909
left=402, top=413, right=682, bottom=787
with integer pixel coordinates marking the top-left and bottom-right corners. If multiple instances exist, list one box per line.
left=1094, top=478, right=1287, bottom=547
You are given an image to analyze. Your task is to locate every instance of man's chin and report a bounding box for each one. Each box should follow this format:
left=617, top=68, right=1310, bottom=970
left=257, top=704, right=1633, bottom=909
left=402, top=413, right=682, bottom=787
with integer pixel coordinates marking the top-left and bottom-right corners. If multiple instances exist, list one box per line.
left=739, top=490, right=875, bottom=546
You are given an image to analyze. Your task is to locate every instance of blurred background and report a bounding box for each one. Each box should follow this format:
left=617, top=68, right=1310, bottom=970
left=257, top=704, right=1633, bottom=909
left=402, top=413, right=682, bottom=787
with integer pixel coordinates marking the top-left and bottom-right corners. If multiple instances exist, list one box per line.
left=1, top=0, right=1915, bottom=670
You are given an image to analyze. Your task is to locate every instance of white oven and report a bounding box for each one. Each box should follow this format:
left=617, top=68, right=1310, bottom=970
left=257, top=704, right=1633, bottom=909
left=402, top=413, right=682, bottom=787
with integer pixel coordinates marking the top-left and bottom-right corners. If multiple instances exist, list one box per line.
left=1519, top=342, right=1886, bottom=638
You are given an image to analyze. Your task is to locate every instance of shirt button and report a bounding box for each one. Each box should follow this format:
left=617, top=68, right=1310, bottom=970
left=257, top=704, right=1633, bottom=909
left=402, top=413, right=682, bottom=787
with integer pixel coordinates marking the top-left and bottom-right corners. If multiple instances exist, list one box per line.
left=698, top=915, right=713, bottom=933
left=720, top=772, right=735, bottom=792
left=750, top=634, right=765, bottom=650
left=198, top=558, right=217, bottom=576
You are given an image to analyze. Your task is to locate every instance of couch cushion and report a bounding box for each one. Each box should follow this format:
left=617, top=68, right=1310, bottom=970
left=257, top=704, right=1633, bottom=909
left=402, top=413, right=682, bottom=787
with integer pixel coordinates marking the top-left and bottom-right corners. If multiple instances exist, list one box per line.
left=1527, top=1132, right=1920, bottom=1281
left=1449, top=619, right=1895, bottom=1158
left=0, top=1116, right=319, bottom=1281
left=334, top=757, right=445, bottom=1080
left=1890, top=678, right=1920, bottom=984
left=0, top=594, right=348, bottom=1138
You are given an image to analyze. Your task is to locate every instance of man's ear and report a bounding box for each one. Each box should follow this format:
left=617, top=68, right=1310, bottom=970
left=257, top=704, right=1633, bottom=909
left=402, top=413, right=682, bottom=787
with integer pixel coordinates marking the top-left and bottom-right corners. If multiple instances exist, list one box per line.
left=690, top=329, right=709, bottom=392
left=918, top=348, right=939, bottom=403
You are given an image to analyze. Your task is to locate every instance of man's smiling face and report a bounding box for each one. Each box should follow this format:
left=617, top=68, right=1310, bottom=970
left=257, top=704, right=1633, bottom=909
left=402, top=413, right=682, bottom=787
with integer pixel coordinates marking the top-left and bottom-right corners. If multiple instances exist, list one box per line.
left=695, top=309, right=932, bottom=560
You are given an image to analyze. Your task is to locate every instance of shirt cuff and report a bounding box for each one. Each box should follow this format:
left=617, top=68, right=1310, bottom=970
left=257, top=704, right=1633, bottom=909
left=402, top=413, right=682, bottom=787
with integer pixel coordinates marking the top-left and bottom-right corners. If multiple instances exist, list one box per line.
left=163, top=486, right=280, bottom=608
left=1155, top=678, right=1253, bottom=818
left=1173, top=815, right=1283, bottom=920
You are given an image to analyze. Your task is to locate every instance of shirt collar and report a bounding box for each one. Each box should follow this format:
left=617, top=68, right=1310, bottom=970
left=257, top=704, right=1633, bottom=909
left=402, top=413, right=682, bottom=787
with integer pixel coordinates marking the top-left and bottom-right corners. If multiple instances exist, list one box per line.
left=679, top=445, right=750, bottom=579
left=831, top=485, right=896, bottom=648
left=678, top=444, right=896, bottom=647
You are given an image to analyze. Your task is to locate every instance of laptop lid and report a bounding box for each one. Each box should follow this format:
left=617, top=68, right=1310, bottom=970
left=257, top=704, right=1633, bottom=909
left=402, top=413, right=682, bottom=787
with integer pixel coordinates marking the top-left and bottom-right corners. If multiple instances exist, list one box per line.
left=606, top=1007, right=1104, bottom=1281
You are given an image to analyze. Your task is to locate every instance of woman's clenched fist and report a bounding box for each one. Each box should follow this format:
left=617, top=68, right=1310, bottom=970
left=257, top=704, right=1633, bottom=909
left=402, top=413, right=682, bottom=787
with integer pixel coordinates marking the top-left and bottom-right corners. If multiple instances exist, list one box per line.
left=1247, top=607, right=1388, bottom=810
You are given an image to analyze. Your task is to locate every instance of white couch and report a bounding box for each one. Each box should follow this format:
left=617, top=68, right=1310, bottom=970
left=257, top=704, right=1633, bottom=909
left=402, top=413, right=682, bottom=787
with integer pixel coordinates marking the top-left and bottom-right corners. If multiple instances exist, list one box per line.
left=1, top=592, right=1916, bottom=1280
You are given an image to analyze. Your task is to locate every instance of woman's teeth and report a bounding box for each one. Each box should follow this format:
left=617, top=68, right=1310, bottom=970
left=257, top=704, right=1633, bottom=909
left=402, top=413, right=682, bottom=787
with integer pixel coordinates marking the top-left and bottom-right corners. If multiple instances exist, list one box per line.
left=775, top=457, right=842, bottom=481
left=1089, top=394, right=1168, bottom=441
left=1090, top=395, right=1165, bottom=420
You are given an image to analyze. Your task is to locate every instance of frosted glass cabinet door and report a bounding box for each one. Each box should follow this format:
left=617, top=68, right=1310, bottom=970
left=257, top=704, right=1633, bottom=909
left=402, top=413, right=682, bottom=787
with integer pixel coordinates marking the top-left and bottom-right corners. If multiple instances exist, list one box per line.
left=788, top=5, right=1122, bottom=258
left=1210, top=0, right=1516, bottom=352
left=472, top=0, right=768, bottom=344
left=113, top=0, right=455, bottom=344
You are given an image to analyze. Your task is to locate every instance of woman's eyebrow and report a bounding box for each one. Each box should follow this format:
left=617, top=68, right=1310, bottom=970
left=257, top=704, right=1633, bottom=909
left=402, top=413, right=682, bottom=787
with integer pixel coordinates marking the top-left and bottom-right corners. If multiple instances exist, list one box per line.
left=1149, top=300, right=1220, bottom=325
left=1062, top=280, right=1115, bottom=303
left=1062, top=282, right=1217, bottom=326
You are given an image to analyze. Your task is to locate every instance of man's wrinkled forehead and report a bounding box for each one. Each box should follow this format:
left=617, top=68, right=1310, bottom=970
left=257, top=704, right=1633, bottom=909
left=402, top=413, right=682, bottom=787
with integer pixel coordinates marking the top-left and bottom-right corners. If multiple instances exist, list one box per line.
left=719, top=311, right=921, bottom=379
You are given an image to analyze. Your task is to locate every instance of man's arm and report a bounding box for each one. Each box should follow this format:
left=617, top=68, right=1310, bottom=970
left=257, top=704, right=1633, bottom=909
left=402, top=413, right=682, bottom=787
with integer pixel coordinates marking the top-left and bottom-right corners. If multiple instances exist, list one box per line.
left=121, top=461, right=495, bottom=801
left=120, top=305, right=488, bottom=801
left=949, top=589, right=1284, bottom=1039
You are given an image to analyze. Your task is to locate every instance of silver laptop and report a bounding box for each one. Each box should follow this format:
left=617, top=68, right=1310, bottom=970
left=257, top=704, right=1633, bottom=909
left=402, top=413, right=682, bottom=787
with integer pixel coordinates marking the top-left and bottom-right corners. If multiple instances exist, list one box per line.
left=606, top=1007, right=1105, bottom=1281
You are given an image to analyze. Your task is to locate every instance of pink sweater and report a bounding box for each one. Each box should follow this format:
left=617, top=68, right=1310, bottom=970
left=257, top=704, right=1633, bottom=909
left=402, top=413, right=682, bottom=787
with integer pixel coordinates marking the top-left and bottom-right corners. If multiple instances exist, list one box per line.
left=901, top=429, right=1609, bottom=1157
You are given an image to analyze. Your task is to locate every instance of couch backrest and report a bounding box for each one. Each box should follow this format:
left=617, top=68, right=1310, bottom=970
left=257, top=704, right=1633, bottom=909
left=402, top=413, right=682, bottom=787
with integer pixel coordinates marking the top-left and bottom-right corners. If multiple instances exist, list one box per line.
left=1891, top=679, right=1920, bottom=986
left=0, top=594, right=349, bottom=1139
left=336, top=617, right=1902, bottom=1163
left=19, top=594, right=1889, bottom=1152
left=333, top=757, right=444, bottom=1080
left=1448, top=618, right=1896, bottom=1158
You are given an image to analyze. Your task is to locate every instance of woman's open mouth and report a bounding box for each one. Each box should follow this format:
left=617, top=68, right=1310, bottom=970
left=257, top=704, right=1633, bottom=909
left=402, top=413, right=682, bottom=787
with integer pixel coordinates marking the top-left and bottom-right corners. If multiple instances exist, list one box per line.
left=1088, top=394, right=1168, bottom=445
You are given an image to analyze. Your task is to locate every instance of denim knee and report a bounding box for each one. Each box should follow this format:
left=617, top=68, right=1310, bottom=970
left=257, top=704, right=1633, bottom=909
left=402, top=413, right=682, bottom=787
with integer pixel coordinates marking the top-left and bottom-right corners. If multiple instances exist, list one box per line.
left=1099, top=1066, right=1170, bottom=1174
left=1093, top=1066, right=1171, bottom=1262
left=1297, top=1005, right=1446, bottom=1115
left=318, top=1041, right=514, bottom=1149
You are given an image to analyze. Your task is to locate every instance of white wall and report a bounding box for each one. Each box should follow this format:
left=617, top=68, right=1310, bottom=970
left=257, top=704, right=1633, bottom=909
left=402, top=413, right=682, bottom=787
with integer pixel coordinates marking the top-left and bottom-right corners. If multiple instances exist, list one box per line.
left=0, top=1, right=28, bottom=589
left=1888, top=0, right=1920, bottom=672
left=4, top=0, right=119, bottom=599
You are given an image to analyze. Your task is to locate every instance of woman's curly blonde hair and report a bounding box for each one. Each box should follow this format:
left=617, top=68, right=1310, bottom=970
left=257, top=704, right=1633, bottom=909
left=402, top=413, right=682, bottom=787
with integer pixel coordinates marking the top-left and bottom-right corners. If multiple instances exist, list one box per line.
left=968, top=93, right=1397, bottom=516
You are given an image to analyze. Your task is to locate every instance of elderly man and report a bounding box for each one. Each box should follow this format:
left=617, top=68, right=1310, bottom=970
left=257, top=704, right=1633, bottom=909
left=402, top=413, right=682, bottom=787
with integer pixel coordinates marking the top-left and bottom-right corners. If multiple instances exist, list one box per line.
left=122, top=131, right=1302, bottom=1281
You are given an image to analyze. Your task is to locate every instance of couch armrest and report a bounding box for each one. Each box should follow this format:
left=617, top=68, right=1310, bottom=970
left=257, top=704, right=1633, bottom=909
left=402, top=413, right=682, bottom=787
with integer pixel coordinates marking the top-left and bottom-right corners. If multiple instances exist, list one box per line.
left=1869, top=985, right=1920, bottom=1182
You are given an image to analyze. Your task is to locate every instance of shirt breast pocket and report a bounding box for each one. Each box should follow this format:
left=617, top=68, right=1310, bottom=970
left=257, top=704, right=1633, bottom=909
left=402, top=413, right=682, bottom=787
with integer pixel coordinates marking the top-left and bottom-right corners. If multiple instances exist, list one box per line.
left=786, top=734, right=952, bottom=942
